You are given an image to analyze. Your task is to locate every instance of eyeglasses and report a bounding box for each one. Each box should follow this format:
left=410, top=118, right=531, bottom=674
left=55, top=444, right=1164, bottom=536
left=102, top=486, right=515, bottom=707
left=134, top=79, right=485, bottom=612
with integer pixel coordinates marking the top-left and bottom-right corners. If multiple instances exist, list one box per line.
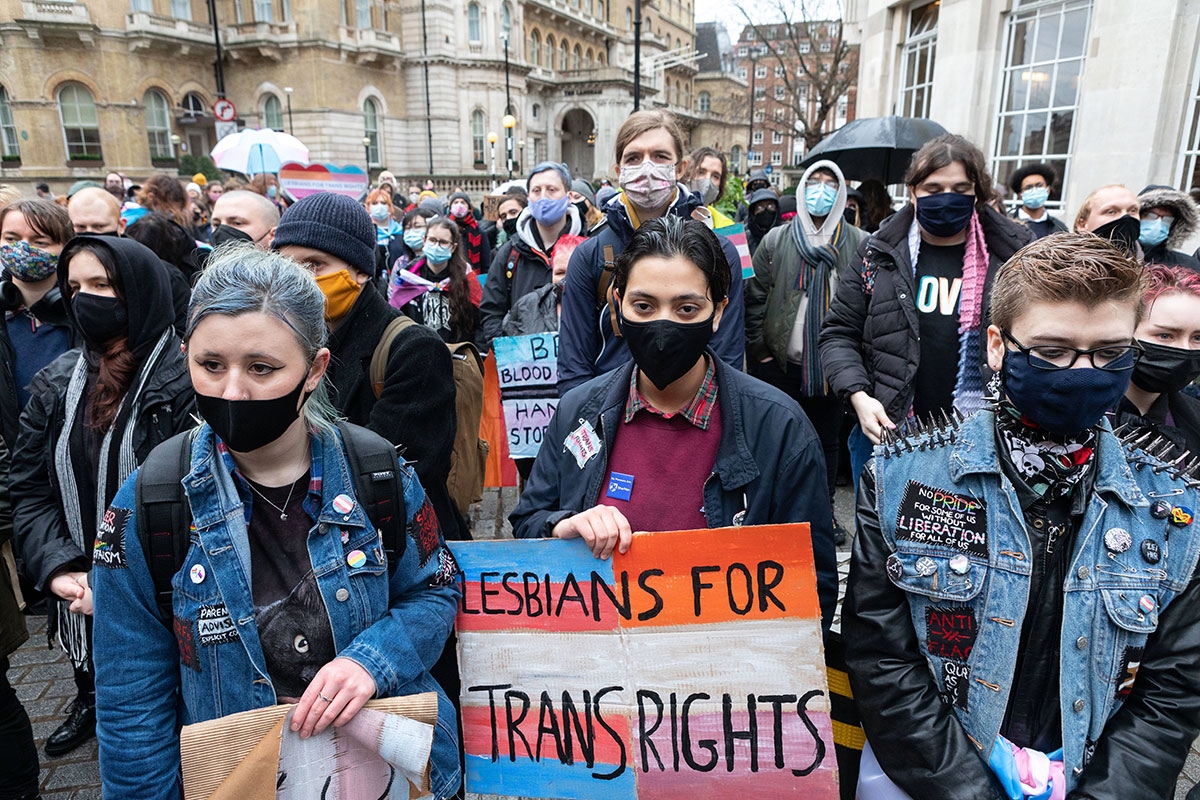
left=1002, top=330, right=1140, bottom=371
left=424, top=237, right=452, bottom=247
left=1142, top=210, right=1175, bottom=225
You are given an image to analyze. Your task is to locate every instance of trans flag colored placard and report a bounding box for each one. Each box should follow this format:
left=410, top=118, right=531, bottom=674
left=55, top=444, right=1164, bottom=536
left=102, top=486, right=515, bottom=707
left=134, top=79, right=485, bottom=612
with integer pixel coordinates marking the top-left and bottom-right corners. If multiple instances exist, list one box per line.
left=447, top=524, right=838, bottom=799
left=714, top=222, right=753, bottom=280
left=492, top=332, right=559, bottom=460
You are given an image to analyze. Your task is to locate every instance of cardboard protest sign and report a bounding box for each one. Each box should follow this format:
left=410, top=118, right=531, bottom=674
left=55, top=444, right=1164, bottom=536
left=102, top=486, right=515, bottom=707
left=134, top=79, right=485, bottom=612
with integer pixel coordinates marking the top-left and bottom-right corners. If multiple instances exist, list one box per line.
left=713, top=222, right=753, bottom=279
left=180, top=693, right=438, bottom=800
left=492, top=332, right=559, bottom=460
left=448, top=525, right=838, bottom=798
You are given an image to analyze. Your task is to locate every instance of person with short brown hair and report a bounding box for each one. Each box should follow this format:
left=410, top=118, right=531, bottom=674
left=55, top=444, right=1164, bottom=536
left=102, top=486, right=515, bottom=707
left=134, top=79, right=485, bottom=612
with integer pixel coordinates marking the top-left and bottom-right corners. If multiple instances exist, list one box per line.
left=844, top=231, right=1200, bottom=799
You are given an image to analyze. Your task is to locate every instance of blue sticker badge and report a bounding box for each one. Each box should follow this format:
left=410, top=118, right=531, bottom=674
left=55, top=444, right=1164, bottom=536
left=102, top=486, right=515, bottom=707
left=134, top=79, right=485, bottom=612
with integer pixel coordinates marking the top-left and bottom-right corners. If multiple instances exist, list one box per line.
left=606, top=472, right=635, bottom=501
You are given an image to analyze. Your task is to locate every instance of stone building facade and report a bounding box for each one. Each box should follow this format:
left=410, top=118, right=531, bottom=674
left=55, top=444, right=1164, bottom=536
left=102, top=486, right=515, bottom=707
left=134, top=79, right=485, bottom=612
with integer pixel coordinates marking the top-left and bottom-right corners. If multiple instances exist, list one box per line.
left=0, top=0, right=745, bottom=194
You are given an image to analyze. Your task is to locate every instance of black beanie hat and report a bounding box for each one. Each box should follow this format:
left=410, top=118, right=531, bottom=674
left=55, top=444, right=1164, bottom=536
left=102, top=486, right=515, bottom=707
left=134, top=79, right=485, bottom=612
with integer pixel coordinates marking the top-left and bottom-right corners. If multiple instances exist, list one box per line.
left=272, top=192, right=376, bottom=275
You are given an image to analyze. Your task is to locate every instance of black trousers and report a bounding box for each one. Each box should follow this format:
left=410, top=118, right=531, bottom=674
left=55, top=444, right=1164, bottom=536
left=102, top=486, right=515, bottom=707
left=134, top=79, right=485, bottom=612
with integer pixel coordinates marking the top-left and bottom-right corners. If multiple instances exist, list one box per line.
left=0, top=656, right=39, bottom=799
left=750, top=359, right=843, bottom=501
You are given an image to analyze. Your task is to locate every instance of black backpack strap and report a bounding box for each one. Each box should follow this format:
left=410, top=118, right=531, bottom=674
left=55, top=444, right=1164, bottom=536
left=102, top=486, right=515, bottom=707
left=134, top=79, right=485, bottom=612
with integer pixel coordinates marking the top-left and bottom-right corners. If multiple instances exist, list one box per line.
left=337, top=422, right=406, bottom=569
left=135, top=430, right=194, bottom=624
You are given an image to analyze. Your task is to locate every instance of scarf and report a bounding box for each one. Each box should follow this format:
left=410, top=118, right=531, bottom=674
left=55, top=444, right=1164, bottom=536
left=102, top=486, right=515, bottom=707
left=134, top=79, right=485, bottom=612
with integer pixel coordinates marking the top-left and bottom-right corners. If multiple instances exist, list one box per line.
left=994, top=400, right=1096, bottom=502
left=791, top=218, right=846, bottom=395
left=52, top=329, right=172, bottom=668
left=456, top=214, right=485, bottom=270
left=909, top=210, right=990, bottom=417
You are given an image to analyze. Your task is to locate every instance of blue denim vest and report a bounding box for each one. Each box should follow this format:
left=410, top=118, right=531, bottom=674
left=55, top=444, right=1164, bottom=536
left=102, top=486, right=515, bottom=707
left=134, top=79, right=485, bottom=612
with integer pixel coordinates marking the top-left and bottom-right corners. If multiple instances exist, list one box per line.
left=873, top=410, right=1200, bottom=790
left=94, top=425, right=462, bottom=799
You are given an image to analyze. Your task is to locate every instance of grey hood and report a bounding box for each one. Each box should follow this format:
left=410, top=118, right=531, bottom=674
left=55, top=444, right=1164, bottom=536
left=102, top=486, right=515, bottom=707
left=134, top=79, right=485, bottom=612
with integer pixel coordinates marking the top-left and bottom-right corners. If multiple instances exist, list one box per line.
left=794, top=159, right=848, bottom=247
left=1138, top=185, right=1200, bottom=250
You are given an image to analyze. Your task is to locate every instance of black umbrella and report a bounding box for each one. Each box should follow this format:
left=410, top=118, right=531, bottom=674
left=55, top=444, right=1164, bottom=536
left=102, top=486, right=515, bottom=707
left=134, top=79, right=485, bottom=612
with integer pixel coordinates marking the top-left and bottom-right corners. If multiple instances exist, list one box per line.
left=799, top=116, right=949, bottom=185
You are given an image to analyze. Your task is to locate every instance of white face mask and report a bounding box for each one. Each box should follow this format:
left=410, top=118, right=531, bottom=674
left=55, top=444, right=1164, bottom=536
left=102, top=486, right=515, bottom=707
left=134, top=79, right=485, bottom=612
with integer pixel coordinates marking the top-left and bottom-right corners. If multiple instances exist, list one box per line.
left=619, top=161, right=677, bottom=210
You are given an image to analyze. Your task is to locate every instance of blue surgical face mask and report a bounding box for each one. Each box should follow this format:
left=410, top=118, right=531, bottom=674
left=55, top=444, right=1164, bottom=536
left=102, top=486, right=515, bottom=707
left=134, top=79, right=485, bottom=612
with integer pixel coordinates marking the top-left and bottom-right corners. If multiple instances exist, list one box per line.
left=805, top=181, right=838, bottom=217
left=915, top=191, right=975, bottom=237
left=369, top=203, right=391, bottom=221
left=267, top=186, right=278, bottom=199
left=424, top=242, right=453, bottom=264
left=529, top=195, right=570, bottom=226
left=403, top=228, right=425, bottom=249
left=1001, top=347, right=1134, bottom=436
left=1139, top=217, right=1171, bottom=248
left=1021, top=186, right=1049, bottom=209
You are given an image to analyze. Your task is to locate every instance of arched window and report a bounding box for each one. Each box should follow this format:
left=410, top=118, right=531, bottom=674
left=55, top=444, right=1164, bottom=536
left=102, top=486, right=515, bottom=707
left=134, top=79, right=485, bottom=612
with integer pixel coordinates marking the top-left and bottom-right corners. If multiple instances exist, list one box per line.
left=263, top=94, right=283, bottom=131
left=585, top=47, right=593, bottom=68
left=144, top=89, right=173, bottom=159
left=545, top=34, right=555, bottom=58
left=471, top=109, right=486, bottom=163
left=0, top=86, right=18, bottom=159
left=363, top=98, right=380, bottom=165
left=500, top=2, right=512, bottom=42
left=730, top=144, right=742, bottom=172
left=467, top=2, right=481, bottom=42
left=182, top=92, right=205, bottom=119
left=698, top=91, right=711, bottom=112
left=625, top=6, right=632, bottom=29
left=532, top=103, right=540, bottom=119
left=573, top=44, right=581, bottom=70
left=560, top=40, right=569, bottom=71
left=596, top=0, right=604, bottom=18
left=58, top=83, right=101, bottom=159
left=528, top=30, right=541, bottom=66
left=597, top=51, right=605, bottom=65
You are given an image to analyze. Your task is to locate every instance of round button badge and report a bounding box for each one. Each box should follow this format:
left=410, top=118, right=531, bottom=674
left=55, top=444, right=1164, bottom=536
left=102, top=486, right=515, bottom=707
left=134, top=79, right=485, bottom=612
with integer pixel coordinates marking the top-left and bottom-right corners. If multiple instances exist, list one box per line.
left=190, top=564, right=206, bottom=584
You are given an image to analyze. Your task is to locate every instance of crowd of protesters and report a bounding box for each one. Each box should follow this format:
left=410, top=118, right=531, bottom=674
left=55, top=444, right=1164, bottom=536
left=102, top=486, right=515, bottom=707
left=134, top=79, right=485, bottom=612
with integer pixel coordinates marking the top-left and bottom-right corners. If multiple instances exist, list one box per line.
left=1, top=107, right=1200, bottom=800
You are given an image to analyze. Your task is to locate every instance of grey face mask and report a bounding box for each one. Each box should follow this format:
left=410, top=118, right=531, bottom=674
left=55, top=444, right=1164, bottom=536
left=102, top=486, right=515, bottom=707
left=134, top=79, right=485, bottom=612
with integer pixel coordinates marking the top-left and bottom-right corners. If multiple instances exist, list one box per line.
left=692, top=178, right=719, bottom=206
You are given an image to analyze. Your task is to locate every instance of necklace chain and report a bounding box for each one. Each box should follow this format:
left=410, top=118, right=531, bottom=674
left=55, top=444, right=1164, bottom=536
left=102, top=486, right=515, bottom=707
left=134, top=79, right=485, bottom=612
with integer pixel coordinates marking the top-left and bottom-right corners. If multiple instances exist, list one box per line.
left=245, top=475, right=302, bottom=520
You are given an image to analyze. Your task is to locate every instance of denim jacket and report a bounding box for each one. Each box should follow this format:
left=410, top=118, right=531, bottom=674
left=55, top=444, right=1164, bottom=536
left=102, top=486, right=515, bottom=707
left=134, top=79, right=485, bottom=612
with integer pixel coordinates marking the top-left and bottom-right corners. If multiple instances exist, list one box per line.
left=859, top=410, right=1200, bottom=794
left=92, top=423, right=462, bottom=799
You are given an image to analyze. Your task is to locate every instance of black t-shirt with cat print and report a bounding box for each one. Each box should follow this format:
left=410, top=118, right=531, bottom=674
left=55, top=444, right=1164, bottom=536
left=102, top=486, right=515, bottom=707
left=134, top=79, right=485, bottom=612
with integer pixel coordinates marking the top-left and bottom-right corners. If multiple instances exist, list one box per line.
left=245, top=473, right=335, bottom=700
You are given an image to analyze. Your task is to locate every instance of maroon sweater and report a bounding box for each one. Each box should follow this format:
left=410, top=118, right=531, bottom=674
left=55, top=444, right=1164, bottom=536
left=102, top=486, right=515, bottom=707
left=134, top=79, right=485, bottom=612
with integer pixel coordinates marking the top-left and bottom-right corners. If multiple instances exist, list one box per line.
left=598, top=403, right=722, bottom=532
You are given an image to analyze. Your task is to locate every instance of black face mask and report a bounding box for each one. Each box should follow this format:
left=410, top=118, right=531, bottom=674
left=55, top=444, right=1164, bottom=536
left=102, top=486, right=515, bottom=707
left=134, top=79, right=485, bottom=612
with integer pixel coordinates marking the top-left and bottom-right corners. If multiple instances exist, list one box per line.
left=618, top=308, right=715, bottom=391
left=502, top=217, right=519, bottom=238
left=72, top=292, right=128, bottom=350
left=750, top=209, right=778, bottom=234
left=210, top=224, right=256, bottom=248
left=1092, top=215, right=1141, bottom=257
left=573, top=201, right=589, bottom=222
left=1131, top=340, right=1200, bottom=394
left=194, top=373, right=309, bottom=453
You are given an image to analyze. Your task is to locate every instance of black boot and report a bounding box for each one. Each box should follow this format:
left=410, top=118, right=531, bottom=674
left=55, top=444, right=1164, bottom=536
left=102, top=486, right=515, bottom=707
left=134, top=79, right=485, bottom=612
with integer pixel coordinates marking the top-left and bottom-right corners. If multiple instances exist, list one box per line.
left=44, top=695, right=94, bottom=757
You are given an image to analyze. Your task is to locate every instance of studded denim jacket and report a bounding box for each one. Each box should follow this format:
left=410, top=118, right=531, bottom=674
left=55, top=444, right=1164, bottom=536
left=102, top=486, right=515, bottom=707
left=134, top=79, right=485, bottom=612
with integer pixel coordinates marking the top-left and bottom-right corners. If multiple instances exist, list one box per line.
left=92, top=423, right=462, bottom=799
left=871, top=410, right=1200, bottom=791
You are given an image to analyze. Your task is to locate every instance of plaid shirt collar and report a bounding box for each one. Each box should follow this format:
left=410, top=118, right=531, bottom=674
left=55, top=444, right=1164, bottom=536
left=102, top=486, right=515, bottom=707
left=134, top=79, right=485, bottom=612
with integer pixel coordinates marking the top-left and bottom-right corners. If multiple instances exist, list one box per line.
left=624, top=356, right=718, bottom=429
left=216, top=432, right=324, bottom=524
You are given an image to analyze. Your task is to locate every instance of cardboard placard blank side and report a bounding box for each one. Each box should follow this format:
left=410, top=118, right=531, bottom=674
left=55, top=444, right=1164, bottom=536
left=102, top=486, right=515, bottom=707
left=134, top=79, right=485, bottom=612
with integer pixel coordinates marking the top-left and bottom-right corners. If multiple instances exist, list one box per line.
left=181, top=693, right=439, bottom=800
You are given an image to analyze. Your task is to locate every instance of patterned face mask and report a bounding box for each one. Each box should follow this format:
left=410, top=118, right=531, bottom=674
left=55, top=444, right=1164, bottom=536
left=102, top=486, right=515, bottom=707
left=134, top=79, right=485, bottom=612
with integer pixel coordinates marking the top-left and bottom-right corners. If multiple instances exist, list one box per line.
left=1, top=240, right=59, bottom=282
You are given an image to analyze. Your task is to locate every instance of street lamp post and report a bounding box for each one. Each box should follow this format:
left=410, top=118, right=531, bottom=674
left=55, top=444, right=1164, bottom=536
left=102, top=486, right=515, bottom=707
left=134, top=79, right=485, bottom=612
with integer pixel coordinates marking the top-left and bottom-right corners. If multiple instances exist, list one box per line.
left=518, top=139, right=525, bottom=175
left=747, top=50, right=758, bottom=176
left=487, top=131, right=498, bottom=189
left=284, top=87, right=294, bottom=134
left=362, top=136, right=372, bottom=180
left=503, top=114, right=516, bottom=180
left=633, top=0, right=642, bottom=110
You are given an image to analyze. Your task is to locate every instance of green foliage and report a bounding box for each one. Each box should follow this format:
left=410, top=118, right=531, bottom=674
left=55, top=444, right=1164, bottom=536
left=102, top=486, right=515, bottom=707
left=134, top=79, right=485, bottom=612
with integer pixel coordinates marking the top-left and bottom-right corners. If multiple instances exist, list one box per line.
left=716, top=175, right=744, bottom=217
left=179, top=154, right=223, bottom=182
left=781, top=184, right=797, bottom=196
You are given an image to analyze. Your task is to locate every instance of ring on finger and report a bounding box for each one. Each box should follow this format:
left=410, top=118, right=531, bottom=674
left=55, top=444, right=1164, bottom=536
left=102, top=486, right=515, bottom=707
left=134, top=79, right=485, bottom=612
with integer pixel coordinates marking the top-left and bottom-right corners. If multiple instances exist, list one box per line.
left=318, top=691, right=333, bottom=703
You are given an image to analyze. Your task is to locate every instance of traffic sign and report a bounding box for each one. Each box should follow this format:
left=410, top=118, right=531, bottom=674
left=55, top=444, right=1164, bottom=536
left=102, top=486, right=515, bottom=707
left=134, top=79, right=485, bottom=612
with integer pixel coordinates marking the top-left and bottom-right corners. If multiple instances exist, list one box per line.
left=214, top=121, right=239, bottom=141
left=212, top=98, right=237, bottom=122
left=765, top=165, right=774, bottom=175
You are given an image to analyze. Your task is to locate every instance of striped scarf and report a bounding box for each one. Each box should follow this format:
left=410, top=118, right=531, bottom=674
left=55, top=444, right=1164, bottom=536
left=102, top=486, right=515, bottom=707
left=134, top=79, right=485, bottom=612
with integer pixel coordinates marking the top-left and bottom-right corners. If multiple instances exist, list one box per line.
left=790, top=217, right=846, bottom=395
left=909, top=211, right=990, bottom=417
left=52, top=330, right=172, bottom=669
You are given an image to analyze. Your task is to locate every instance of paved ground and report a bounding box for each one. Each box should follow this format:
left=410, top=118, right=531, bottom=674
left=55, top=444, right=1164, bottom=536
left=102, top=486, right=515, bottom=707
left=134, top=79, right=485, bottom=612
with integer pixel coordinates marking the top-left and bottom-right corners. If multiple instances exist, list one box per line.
left=10, top=485, right=1200, bottom=798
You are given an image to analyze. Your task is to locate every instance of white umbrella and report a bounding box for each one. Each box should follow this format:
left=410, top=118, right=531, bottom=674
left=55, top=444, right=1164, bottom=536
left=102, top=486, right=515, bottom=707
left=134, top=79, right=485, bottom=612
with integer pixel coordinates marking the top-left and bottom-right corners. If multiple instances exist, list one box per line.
left=210, top=128, right=309, bottom=175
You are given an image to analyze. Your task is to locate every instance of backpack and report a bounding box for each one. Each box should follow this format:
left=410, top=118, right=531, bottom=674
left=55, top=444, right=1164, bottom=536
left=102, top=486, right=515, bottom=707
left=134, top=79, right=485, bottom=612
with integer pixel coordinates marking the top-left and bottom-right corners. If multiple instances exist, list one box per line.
left=136, top=422, right=407, bottom=624
left=370, top=315, right=488, bottom=516
left=594, top=243, right=622, bottom=336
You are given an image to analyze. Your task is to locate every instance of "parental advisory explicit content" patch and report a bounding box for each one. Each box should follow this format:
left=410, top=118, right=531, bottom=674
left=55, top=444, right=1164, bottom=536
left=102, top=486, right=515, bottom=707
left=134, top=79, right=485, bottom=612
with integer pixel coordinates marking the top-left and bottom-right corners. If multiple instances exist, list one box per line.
left=197, top=603, right=239, bottom=647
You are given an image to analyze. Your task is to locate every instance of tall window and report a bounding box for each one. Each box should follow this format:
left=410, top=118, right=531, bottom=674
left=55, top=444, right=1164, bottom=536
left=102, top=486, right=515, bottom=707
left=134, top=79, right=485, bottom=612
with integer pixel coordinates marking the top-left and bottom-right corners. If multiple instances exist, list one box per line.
left=467, top=3, right=481, bottom=42
left=471, top=109, right=486, bottom=163
left=730, top=144, right=742, bottom=172
left=363, top=98, right=380, bottom=165
left=58, top=84, right=102, bottom=159
left=144, top=90, right=173, bottom=159
left=500, top=3, right=512, bottom=42
left=560, top=41, right=569, bottom=71
left=182, top=92, right=205, bottom=119
left=1179, top=65, right=1200, bottom=189
left=0, top=86, right=19, bottom=159
left=130, top=0, right=152, bottom=11
left=355, top=0, right=370, bottom=28
left=573, top=44, right=581, bottom=70
left=254, top=0, right=273, bottom=22
left=992, top=0, right=1091, bottom=200
left=528, top=30, right=541, bottom=65
left=897, top=1, right=938, bottom=118
left=170, top=0, right=191, bottom=19
left=698, top=91, right=711, bottom=112
left=263, top=95, right=283, bottom=130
